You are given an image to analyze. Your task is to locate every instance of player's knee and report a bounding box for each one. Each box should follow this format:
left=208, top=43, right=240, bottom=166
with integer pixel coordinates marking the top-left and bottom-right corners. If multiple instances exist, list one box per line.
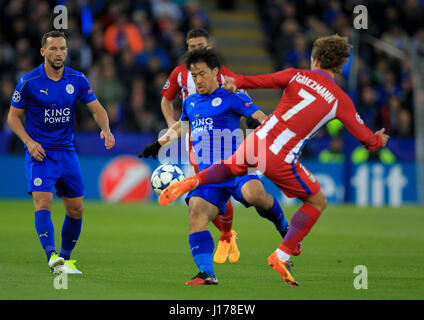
left=321, top=195, right=328, bottom=211
left=33, top=198, right=52, bottom=211
left=188, top=200, right=209, bottom=230
left=304, top=190, right=327, bottom=212
left=188, top=197, right=220, bottom=233
left=316, top=191, right=328, bottom=211
left=67, top=204, right=84, bottom=219
left=242, top=181, right=271, bottom=209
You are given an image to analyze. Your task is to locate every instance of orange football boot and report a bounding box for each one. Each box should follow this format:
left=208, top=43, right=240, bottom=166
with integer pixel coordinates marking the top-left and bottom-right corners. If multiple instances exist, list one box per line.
left=267, top=251, right=298, bottom=287
left=214, top=230, right=240, bottom=264
left=159, top=176, right=198, bottom=206
left=228, top=230, right=240, bottom=263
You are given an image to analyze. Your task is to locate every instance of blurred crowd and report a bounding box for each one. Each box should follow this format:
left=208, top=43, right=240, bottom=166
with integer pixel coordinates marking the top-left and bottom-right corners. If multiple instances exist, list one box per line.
left=0, top=0, right=210, bottom=136
left=256, top=0, right=422, bottom=143
left=0, top=0, right=420, bottom=159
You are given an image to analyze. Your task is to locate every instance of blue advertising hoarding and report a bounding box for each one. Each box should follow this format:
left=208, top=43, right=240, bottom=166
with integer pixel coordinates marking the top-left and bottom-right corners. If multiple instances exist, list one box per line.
left=0, top=154, right=418, bottom=207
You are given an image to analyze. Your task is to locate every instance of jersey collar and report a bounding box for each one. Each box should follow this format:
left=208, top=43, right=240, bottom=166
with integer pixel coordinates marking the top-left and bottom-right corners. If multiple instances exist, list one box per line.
left=211, top=86, right=225, bottom=96
left=312, top=69, right=335, bottom=83
left=39, top=63, right=69, bottom=81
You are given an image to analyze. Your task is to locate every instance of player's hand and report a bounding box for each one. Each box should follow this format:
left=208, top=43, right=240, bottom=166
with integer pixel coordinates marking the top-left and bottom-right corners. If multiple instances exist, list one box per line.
left=246, top=116, right=261, bottom=129
left=100, top=130, right=115, bottom=149
left=26, top=140, right=46, bottom=162
left=139, top=141, right=161, bottom=160
left=375, top=128, right=389, bottom=147
left=223, top=76, right=237, bottom=93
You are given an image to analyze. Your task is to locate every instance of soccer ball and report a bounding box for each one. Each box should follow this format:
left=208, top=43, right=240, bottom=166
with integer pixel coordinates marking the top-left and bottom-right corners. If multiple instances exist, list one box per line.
left=151, top=164, right=185, bottom=196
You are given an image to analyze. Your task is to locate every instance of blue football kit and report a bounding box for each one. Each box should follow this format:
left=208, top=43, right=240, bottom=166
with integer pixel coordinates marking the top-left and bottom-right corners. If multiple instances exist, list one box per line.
left=11, top=63, right=97, bottom=197
left=181, top=87, right=261, bottom=213
left=182, top=86, right=289, bottom=280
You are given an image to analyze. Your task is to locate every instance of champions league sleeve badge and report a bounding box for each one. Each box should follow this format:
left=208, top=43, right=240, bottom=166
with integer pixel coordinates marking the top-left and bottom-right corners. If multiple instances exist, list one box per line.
left=12, top=91, right=21, bottom=103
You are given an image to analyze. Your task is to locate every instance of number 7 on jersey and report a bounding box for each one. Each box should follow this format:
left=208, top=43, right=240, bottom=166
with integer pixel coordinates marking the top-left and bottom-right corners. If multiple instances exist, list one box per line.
left=282, top=88, right=316, bottom=121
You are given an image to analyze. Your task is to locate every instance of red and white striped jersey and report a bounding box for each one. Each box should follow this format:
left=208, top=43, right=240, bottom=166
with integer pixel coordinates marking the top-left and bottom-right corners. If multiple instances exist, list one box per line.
left=161, top=64, right=236, bottom=102
left=234, top=68, right=383, bottom=164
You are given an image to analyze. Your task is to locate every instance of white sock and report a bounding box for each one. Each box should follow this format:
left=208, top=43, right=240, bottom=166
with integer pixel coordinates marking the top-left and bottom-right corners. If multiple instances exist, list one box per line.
left=276, top=248, right=290, bottom=262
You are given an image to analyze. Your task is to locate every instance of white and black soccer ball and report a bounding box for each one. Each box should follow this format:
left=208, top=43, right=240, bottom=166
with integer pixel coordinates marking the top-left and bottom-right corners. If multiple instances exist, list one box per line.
left=151, top=164, right=185, bottom=196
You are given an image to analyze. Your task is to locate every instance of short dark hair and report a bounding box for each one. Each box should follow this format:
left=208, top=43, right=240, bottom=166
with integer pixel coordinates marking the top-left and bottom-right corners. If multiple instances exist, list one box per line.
left=185, top=48, right=221, bottom=71
left=311, top=34, right=351, bottom=74
left=186, top=28, right=209, bottom=42
left=41, top=30, right=68, bottom=48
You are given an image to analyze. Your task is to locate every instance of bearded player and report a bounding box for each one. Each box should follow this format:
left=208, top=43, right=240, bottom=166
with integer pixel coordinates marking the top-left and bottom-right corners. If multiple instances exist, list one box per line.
left=158, top=35, right=390, bottom=286
left=7, top=31, right=115, bottom=274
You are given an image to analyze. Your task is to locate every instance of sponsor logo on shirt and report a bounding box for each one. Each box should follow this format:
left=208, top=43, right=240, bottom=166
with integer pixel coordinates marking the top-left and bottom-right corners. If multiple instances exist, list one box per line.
left=191, top=117, right=213, bottom=133
left=44, top=107, right=71, bottom=124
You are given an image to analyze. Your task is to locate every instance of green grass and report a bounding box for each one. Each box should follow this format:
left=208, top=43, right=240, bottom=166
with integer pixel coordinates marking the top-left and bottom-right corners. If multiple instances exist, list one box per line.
left=0, top=200, right=423, bottom=300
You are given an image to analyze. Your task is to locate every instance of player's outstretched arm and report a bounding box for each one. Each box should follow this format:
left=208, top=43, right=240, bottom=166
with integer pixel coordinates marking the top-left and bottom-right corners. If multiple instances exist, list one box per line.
left=86, top=99, right=115, bottom=150
left=139, top=119, right=183, bottom=159
left=337, top=98, right=389, bottom=150
left=161, top=96, right=177, bottom=127
left=7, top=106, right=46, bottom=161
left=223, top=69, right=296, bottom=91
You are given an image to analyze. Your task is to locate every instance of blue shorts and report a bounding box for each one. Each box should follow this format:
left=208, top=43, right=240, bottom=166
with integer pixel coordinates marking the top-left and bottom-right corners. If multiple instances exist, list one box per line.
left=25, top=149, right=85, bottom=198
left=185, top=174, right=259, bottom=214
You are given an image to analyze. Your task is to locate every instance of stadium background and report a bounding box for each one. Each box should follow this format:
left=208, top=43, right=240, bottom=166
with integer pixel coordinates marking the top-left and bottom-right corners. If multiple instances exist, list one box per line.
left=0, top=0, right=422, bottom=206
left=1, top=0, right=424, bottom=302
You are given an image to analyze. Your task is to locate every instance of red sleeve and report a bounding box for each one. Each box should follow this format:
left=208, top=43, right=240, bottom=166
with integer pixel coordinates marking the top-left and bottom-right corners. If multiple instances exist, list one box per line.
left=336, top=94, right=383, bottom=150
left=220, top=65, right=236, bottom=78
left=234, top=68, right=298, bottom=89
left=161, top=66, right=180, bottom=100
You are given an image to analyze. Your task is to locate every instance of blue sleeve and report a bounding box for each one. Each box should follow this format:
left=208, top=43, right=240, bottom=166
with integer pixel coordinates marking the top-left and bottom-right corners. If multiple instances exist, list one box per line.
left=231, top=90, right=261, bottom=117
left=180, top=98, right=189, bottom=121
left=10, top=78, right=30, bottom=109
left=78, top=74, right=97, bottom=104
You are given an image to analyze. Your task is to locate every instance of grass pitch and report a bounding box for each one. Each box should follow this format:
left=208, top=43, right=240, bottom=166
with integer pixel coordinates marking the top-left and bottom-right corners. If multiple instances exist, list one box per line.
left=0, top=200, right=423, bottom=300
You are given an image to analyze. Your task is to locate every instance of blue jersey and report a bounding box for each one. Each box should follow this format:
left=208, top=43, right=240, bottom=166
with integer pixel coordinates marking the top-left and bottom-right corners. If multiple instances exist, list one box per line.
left=11, top=63, right=97, bottom=150
left=181, top=87, right=260, bottom=171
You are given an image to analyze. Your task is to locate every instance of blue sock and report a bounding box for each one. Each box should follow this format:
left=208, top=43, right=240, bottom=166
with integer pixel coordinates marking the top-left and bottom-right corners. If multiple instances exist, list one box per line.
left=60, top=215, right=82, bottom=260
left=34, top=210, right=56, bottom=261
left=256, top=196, right=289, bottom=238
left=188, top=230, right=215, bottom=277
